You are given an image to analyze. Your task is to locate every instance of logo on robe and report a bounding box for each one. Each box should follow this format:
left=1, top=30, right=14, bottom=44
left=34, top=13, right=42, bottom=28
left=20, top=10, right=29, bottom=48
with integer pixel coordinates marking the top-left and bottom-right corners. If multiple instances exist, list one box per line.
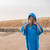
left=32, top=28, right=34, bottom=29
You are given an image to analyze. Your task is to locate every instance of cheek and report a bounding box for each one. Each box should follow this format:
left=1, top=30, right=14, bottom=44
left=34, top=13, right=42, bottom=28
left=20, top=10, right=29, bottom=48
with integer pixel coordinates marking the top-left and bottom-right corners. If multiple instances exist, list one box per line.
left=33, top=17, right=34, bottom=19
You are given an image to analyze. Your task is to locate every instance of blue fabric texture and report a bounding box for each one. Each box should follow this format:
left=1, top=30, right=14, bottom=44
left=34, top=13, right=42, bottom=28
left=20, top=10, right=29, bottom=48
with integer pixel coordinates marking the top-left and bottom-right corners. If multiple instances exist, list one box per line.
left=20, top=13, right=43, bottom=50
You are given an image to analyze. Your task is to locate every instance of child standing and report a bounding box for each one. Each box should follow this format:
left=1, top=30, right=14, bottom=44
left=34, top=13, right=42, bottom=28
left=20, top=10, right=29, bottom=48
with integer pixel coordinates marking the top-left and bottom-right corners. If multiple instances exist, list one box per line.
left=20, top=13, right=43, bottom=50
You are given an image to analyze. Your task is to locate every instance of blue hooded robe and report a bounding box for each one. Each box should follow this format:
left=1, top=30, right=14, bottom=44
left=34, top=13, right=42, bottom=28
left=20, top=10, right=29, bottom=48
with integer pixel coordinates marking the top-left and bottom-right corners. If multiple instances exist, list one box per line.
left=20, top=13, right=43, bottom=50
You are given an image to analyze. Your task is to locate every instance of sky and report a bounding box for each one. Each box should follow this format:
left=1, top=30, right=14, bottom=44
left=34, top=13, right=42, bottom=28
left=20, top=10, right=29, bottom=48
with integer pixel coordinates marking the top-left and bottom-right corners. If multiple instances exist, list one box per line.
left=0, top=0, right=50, bottom=21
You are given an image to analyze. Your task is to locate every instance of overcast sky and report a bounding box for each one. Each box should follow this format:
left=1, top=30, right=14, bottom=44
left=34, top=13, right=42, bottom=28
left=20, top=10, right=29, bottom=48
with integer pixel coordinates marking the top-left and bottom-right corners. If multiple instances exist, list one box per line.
left=0, top=0, right=50, bottom=21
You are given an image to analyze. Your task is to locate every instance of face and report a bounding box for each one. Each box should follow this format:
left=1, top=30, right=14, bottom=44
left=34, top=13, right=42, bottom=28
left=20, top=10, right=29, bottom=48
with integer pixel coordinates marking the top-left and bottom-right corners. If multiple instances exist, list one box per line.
left=29, top=16, right=35, bottom=21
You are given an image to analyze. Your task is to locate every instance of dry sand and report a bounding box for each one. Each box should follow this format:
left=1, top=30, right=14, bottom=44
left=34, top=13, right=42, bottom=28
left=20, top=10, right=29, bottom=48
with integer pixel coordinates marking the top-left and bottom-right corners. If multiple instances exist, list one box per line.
left=0, top=32, right=50, bottom=50
left=0, top=17, right=50, bottom=28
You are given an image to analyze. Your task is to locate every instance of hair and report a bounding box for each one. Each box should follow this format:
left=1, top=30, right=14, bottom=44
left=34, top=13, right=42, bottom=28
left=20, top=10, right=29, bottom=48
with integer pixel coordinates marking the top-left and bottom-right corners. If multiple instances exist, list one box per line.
left=29, top=15, right=32, bottom=20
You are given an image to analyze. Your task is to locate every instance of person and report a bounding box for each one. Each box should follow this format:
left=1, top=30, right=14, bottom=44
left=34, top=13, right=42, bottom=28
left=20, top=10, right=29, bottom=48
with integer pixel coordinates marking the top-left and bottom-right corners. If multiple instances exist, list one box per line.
left=20, top=13, right=43, bottom=50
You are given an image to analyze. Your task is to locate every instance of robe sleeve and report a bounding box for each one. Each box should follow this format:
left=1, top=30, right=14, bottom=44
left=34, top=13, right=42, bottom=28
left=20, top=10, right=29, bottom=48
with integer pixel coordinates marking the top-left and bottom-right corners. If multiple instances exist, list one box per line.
left=37, top=23, right=43, bottom=35
left=20, top=22, right=27, bottom=35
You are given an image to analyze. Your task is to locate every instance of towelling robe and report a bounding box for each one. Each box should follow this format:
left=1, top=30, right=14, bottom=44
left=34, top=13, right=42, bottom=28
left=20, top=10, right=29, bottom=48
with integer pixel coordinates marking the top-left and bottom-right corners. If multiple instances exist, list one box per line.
left=20, top=13, right=43, bottom=50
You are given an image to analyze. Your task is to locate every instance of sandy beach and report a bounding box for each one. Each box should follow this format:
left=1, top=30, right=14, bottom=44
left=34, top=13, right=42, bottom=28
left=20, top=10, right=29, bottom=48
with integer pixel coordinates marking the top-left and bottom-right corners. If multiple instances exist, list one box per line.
left=0, top=32, right=50, bottom=50
left=0, top=17, right=50, bottom=50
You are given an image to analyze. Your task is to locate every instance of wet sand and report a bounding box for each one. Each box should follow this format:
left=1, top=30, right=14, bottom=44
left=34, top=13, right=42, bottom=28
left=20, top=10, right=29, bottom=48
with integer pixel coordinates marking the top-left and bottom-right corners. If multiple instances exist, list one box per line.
left=0, top=32, right=50, bottom=50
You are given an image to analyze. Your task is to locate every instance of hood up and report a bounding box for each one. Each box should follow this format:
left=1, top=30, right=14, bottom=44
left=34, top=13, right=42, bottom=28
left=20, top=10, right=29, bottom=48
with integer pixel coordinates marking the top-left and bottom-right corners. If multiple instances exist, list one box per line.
left=28, top=13, right=37, bottom=22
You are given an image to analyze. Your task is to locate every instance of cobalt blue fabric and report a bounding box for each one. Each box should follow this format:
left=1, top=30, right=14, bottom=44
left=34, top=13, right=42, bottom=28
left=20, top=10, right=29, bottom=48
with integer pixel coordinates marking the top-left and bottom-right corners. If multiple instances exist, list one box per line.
left=20, top=13, right=43, bottom=50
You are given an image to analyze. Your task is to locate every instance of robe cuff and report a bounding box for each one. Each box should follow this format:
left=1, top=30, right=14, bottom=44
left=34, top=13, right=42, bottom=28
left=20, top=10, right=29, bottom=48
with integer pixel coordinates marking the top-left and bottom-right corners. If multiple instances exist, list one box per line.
left=37, top=23, right=43, bottom=35
left=38, top=26, right=43, bottom=33
left=23, top=26, right=26, bottom=35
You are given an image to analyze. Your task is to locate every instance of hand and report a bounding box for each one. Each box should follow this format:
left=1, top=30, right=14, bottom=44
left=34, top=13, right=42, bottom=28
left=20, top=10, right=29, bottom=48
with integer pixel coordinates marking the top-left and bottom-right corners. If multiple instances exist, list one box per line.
left=26, top=22, right=31, bottom=25
left=24, top=22, right=29, bottom=27
left=24, top=22, right=30, bottom=30
left=34, top=21, right=38, bottom=25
